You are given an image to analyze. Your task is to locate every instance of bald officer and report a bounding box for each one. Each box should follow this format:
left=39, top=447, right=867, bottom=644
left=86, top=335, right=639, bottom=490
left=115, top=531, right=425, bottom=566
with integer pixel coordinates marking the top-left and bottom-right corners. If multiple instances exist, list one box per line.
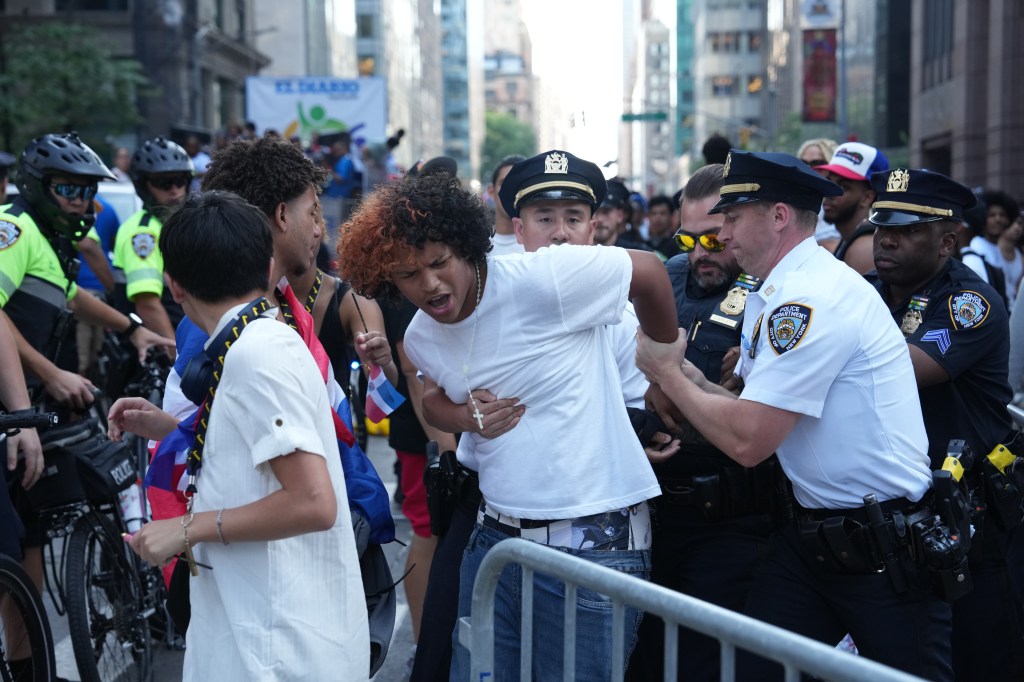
left=636, top=151, right=952, bottom=680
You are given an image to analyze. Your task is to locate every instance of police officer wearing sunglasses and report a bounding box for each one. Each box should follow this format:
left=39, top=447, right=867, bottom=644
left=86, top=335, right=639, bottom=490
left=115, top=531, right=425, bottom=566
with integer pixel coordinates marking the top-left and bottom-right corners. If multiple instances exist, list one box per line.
left=111, top=136, right=195, bottom=343
left=637, top=151, right=953, bottom=680
left=0, top=132, right=175, bottom=645
left=868, top=168, right=1024, bottom=680
left=630, top=163, right=789, bottom=682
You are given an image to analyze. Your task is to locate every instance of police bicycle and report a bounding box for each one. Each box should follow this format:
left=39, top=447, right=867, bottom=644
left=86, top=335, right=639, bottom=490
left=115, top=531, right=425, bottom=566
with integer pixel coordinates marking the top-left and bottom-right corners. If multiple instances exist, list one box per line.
left=0, top=409, right=59, bottom=682
left=115, top=349, right=179, bottom=651
left=31, top=344, right=172, bottom=682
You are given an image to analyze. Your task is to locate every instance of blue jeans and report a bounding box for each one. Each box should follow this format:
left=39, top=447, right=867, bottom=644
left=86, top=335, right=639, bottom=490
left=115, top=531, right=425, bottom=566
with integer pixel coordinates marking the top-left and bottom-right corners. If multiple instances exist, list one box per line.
left=450, top=522, right=650, bottom=682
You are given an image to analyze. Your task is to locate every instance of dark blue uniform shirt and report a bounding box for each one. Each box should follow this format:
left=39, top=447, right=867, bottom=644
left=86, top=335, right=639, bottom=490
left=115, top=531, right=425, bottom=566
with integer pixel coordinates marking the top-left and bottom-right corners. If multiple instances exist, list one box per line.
left=872, top=258, right=1013, bottom=467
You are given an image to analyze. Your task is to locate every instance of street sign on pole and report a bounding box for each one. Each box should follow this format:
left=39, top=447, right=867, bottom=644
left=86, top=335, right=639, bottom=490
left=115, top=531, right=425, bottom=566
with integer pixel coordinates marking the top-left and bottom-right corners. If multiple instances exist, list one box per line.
left=621, top=112, right=668, bottom=122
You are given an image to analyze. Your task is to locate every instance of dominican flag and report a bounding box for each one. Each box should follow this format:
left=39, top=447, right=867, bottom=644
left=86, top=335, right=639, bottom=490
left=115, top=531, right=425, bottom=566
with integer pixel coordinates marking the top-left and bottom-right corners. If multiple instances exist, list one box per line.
left=144, top=407, right=200, bottom=493
left=365, top=365, right=405, bottom=423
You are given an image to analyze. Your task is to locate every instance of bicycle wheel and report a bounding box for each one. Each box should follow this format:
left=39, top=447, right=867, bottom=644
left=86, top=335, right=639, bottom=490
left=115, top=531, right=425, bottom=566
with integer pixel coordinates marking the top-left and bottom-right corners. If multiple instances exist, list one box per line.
left=0, top=554, right=55, bottom=682
left=64, top=514, right=152, bottom=682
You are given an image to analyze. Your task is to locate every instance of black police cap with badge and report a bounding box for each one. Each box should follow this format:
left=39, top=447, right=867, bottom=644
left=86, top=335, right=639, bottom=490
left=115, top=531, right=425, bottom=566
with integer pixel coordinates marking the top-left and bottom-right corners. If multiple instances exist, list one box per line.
left=709, top=150, right=842, bottom=215
left=497, top=150, right=607, bottom=219
left=868, top=168, right=977, bottom=227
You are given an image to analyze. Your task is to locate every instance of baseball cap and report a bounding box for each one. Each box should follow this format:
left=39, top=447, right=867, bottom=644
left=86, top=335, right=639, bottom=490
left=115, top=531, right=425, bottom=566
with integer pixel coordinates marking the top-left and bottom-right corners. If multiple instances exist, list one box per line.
left=818, top=142, right=889, bottom=182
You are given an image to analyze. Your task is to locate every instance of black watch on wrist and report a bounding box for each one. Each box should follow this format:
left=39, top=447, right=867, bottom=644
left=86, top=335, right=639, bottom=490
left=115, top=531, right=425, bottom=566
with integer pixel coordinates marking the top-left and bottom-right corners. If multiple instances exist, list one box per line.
left=124, top=312, right=143, bottom=336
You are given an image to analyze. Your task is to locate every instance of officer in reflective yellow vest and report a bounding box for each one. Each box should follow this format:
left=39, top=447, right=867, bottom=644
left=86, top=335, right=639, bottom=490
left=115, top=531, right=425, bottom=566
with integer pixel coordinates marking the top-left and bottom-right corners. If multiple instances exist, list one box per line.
left=112, top=136, right=194, bottom=342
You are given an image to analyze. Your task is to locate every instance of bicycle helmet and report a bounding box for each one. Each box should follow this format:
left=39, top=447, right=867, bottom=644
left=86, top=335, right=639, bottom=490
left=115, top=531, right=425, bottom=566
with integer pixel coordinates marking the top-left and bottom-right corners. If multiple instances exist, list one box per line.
left=17, top=132, right=116, bottom=240
left=130, top=137, right=194, bottom=210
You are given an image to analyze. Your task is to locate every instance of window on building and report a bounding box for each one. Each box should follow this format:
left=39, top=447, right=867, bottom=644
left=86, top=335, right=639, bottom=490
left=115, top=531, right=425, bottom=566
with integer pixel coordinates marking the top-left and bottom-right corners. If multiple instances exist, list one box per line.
left=747, top=75, right=763, bottom=95
left=922, top=0, right=953, bottom=89
left=357, top=14, right=376, bottom=38
left=55, top=0, right=128, bottom=8
left=505, top=80, right=518, bottom=97
left=712, top=76, right=737, bottom=96
left=485, top=88, right=496, bottom=102
left=748, top=31, right=762, bottom=52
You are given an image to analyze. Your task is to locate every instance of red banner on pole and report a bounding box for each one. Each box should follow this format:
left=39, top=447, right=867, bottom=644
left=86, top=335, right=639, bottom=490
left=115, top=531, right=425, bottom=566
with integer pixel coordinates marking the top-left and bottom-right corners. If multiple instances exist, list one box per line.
left=802, top=29, right=837, bottom=122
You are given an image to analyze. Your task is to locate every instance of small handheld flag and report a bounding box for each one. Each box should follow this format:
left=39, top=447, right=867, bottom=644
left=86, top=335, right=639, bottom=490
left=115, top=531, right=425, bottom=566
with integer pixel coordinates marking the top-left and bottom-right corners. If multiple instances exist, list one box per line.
left=365, top=365, right=406, bottom=423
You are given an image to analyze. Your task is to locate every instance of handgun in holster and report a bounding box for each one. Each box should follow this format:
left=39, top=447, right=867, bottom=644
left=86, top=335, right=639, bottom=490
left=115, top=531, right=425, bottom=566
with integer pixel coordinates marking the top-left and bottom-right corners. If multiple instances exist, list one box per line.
left=980, top=432, right=1024, bottom=529
left=423, top=441, right=453, bottom=536
left=895, top=439, right=975, bottom=602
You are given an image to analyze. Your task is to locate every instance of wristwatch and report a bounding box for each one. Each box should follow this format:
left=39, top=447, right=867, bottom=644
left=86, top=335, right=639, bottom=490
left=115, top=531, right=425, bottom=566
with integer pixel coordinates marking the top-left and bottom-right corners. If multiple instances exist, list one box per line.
left=123, top=312, right=143, bottom=336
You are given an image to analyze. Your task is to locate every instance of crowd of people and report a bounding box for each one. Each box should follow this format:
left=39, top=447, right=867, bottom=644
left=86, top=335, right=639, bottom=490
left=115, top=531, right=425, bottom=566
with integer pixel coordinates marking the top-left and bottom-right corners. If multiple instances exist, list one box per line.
left=1, top=123, right=1023, bottom=682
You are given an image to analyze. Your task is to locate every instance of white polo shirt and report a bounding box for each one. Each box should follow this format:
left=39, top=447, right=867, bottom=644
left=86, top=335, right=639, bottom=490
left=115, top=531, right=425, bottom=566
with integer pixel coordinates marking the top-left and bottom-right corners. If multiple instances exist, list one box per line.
left=735, top=237, right=931, bottom=509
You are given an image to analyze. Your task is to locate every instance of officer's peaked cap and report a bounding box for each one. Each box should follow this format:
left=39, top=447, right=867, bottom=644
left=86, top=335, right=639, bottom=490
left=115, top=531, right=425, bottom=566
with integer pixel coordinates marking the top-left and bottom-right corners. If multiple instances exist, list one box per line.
left=869, top=168, right=977, bottom=226
left=708, top=150, right=841, bottom=215
left=498, top=150, right=606, bottom=219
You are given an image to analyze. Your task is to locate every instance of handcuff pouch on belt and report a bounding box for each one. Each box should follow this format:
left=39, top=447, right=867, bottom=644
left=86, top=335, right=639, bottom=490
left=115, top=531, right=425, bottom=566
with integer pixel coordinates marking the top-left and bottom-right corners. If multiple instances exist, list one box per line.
left=423, top=441, right=479, bottom=536
left=659, top=457, right=791, bottom=524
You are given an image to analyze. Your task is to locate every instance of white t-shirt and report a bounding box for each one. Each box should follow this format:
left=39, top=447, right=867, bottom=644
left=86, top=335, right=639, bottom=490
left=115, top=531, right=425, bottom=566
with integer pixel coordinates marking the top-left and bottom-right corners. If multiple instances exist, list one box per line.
left=735, top=238, right=931, bottom=509
left=490, top=232, right=525, bottom=256
left=968, top=235, right=1021, bottom=306
left=184, top=308, right=369, bottom=681
left=405, top=245, right=661, bottom=519
left=612, top=303, right=647, bottom=408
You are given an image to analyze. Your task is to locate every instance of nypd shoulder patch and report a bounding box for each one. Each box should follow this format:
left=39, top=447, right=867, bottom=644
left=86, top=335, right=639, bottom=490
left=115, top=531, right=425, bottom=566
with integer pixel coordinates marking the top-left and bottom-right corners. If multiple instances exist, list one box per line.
left=948, top=290, right=989, bottom=330
left=0, top=220, right=22, bottom=251
left=767, top=303, right=813, bottom=355
left=132, top=233, right=156, bottom=259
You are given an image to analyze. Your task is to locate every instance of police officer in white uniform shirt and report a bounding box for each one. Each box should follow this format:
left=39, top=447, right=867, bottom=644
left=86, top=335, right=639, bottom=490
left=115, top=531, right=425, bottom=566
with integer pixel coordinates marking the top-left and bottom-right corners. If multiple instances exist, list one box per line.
left=636, top=150, right=954, bottom=681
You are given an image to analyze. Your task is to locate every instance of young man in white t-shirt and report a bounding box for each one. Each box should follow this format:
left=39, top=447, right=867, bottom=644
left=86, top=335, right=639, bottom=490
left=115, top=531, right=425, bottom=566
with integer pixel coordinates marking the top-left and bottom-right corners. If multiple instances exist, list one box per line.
left=337, top=152, right=679, bottom=681
left=121, top=191, right=369, bottom=680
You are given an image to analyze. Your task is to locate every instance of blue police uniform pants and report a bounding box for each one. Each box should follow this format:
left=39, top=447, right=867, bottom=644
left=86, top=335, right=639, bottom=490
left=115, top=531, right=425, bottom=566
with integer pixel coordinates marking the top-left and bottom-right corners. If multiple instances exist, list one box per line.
left=449, top=522, right=649, bottom=682
left=626, top=509, right=772, bottom=682
left=950, top=518, right=1024, bottom=682
left=410, top=489, right=479, bottom=682
left=738, top=523, right=953, bottom=682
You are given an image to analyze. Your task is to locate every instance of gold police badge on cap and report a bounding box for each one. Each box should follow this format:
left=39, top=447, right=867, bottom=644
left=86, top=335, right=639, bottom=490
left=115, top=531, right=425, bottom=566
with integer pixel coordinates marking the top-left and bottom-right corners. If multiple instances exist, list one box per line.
left=886, top=169, right=910, bottom=193
left=544, top=152, right=568, bottom=174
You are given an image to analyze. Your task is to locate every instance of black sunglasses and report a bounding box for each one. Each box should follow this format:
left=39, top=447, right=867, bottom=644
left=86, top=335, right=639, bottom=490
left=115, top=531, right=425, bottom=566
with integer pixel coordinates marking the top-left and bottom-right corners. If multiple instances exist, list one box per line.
left=51, top=182, right=97, bottom=202
left=148, top=175, right=191, bottom=190
left=674, top=231, right=726, bottom=253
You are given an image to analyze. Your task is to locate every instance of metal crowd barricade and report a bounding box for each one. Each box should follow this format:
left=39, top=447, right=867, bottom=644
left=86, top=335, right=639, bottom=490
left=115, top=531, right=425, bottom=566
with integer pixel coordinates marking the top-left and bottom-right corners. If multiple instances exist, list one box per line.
left=458, top=538, right=925, bottom=682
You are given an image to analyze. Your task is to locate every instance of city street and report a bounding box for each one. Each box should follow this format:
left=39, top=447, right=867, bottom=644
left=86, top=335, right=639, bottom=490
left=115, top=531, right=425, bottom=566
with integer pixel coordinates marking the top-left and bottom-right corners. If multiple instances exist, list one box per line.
left=46, top=434, right=417, bottom=682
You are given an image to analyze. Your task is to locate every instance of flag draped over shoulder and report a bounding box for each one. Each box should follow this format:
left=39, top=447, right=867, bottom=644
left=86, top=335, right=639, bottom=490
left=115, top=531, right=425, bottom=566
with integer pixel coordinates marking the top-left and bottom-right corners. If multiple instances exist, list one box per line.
left=146, top=285, right=395, bottom=543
